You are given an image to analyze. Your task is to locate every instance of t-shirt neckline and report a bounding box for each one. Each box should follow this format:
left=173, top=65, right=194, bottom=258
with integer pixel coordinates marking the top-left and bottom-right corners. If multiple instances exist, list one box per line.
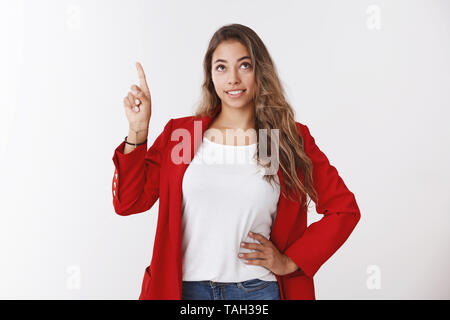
left=203, top=135, right=257, bottom=148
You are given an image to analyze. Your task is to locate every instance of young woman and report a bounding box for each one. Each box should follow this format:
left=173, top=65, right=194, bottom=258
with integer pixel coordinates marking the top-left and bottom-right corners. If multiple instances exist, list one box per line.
left=112, top=24, right=361, bottom=300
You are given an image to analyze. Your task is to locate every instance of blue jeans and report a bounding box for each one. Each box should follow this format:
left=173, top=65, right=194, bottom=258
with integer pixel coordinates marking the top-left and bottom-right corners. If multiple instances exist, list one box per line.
left=182, top=278, right=280, bottom=300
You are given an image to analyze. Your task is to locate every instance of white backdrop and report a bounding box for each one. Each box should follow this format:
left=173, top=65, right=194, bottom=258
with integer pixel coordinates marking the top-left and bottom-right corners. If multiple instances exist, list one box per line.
left=1, top=0, right=449, bottom=299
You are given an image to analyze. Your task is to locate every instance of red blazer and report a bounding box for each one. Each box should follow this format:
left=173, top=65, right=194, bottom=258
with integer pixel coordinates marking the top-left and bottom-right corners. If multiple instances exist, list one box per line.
left=111, top=106, right=361, bottom=300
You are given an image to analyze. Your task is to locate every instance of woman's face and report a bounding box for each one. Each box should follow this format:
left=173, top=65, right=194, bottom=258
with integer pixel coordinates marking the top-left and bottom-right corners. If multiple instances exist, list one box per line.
left=211, top=40, right=256, bottom=111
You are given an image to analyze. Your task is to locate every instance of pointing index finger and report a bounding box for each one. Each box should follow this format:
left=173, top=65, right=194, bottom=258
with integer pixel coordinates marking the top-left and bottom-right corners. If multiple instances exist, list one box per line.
left=136, top=61, right=150, bottom=94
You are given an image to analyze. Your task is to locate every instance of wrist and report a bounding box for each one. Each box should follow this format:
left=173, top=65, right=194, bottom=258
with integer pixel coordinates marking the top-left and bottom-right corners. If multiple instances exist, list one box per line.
left=127, top=127, right=148, bottom=144
left=129, top=121, right=149, bottom=133
left=284, top=255, right=300, bottom=274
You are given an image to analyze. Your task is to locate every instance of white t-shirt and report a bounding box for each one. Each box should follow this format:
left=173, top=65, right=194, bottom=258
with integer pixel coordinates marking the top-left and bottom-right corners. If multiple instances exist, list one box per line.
left=181, top=133, right=280, bottom=282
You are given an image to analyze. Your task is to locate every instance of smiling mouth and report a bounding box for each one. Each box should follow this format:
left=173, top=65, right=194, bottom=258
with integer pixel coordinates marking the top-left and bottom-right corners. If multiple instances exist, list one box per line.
left=226, top=89, right=246, bottom=97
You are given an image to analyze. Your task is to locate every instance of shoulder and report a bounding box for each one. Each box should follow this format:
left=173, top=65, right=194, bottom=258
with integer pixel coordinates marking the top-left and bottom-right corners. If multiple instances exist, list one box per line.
left=294, top=120, right=311, bottom=139
left=293, top=121, right=320, bottom=154
left=158, top=115, right=200, bottom=132
left=171, top=115, right=202, bottom=128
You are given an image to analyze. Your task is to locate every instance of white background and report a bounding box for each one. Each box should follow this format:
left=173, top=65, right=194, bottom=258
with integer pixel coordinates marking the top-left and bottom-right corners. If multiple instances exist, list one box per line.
left=1, top=0, right=449, bottom=299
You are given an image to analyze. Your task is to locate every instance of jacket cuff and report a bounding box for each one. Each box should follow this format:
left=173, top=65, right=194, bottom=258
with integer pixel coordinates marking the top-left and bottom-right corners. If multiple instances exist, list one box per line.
left=284, top=240, right=316, bottom=278
left=112, top=140, right=148, bottom=203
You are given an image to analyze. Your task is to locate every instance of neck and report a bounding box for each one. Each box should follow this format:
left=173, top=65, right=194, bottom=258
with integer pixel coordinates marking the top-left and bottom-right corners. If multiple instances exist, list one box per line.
left=214, top=102, right=256, bottom=130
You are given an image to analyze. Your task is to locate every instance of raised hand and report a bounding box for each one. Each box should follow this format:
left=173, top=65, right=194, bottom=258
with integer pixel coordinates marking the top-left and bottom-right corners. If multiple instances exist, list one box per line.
left=123, top=61, right=152, bottom=132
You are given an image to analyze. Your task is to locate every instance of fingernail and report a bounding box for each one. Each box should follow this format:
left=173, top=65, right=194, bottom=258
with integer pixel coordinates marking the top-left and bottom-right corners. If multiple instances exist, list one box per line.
left=238, top=254, right=243, bottom=257
left=248, top=232, right=253, bottom=235
left=132, top=90, right=138, bottom=95
left=135, top=99, right=140, bottom=105
left=134, top=106, right=139, bottom=112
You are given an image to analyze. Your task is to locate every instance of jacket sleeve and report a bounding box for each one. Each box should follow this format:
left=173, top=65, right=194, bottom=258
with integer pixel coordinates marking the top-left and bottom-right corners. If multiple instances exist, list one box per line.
left=111, top=119, right=174, bottom=216
left=284, top=123, right=361, bottom=278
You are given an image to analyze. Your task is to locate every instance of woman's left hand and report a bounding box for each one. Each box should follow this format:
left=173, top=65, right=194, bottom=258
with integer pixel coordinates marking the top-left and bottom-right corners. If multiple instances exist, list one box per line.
left=238, top=232, right=300, bottom=276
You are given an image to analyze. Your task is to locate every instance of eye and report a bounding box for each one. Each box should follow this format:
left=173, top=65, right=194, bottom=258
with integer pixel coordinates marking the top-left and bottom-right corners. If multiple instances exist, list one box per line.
left=241, top=62, right=252, bottom=69
left=215, top=62, right=252, bottom=71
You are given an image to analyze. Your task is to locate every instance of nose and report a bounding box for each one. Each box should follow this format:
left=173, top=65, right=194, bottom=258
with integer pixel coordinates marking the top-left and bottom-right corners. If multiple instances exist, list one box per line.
left=227, top=67, right=241, bottom=85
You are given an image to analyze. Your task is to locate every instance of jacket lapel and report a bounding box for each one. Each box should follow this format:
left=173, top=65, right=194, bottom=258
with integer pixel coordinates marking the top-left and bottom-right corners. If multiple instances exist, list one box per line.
left=270, top=171, right=301, bottom=252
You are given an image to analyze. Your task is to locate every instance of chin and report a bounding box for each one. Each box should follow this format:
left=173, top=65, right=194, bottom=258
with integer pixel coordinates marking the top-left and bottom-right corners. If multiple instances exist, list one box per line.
left=223, top=98, right=252, bottom=109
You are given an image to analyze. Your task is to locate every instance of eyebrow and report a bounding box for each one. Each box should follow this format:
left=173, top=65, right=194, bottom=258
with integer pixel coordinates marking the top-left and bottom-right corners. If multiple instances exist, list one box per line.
left=213, top=56, right=252, bottom=64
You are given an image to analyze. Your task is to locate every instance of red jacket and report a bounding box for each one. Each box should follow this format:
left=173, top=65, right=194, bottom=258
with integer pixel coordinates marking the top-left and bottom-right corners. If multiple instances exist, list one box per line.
left=111, top=106, right=361, bottom=300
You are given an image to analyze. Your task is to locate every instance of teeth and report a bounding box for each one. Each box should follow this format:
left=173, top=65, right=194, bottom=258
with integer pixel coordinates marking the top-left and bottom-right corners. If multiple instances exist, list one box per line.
left=228, top=90, right=244, bottom=95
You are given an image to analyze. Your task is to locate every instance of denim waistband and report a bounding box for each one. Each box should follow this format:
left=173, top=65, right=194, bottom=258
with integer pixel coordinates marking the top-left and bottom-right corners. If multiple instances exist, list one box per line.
left=183, top=279, right=276, bottom=287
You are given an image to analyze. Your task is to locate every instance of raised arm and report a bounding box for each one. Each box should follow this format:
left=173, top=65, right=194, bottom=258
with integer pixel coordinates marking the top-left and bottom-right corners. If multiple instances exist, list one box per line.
left=111, top=61, right=171, bottom=215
